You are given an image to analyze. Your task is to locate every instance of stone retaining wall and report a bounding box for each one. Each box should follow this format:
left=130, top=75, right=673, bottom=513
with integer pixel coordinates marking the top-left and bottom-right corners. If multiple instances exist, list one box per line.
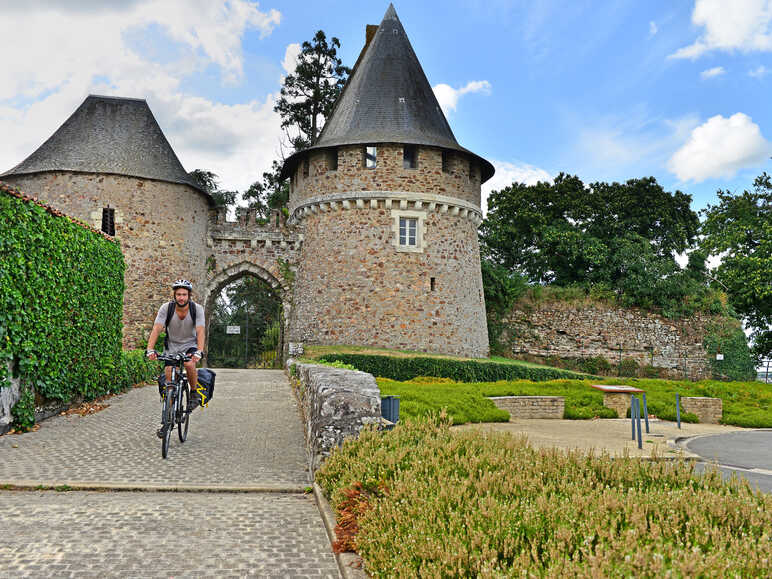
left=681, top=397, right=723, bottom=424
left=290, top=361, right=382, bottom=471
left=488, top=396, right=564, bottom=419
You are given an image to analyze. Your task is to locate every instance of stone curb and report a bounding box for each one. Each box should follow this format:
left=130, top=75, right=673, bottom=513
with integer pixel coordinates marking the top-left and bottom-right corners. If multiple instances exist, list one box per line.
left=0, top=480, right=308, bottom=493
left=313, top=482, right=368, bottom=579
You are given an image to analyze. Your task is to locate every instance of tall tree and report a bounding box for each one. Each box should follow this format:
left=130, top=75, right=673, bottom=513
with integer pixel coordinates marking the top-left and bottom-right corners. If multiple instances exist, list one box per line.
left=274, top=30, right=350, bottom=149
left=242, top=160, right=289, bottom=216
left=188, top=169, right=237, bottom=209
left=700, top=173, right=772, bottom=360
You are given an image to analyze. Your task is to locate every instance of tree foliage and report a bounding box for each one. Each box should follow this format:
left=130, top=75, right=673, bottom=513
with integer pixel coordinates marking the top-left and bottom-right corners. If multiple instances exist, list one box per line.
left=188, top=169, right=237, bottom=209
left=274, top=30, right=350, bottom=149
left=479, top=173, right=715, bottom=316
left=700, top=173, right=772, bottom=360
left=242, top=160, right=290, bottom=216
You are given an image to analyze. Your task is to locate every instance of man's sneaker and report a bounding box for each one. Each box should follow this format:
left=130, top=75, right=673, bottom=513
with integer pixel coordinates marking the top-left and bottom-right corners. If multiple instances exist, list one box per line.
left=189, top=391, right=201, bottom=410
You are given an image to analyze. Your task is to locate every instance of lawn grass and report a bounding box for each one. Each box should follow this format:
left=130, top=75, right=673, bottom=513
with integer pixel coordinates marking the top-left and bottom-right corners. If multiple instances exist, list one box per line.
left=378, top=376, right=772, bottom=427
left=317, top=417, right=772, bottom=577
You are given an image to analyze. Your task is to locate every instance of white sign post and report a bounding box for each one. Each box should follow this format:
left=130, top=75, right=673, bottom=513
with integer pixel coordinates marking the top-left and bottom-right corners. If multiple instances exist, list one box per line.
left=226, top=325, right=241, bottom=335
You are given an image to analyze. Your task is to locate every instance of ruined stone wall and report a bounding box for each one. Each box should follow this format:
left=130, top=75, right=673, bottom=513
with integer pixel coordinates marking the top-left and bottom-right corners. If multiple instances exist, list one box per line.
left=291, top=144, right=481, bottom=206
left=501, top=301, right=722, bottom=379
left=488, top=396, right=565, bottom=419
left=2, top=172, right=209, bottom=349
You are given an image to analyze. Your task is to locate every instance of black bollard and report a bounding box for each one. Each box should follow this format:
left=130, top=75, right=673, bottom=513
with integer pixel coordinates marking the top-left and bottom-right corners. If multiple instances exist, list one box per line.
left=676, top=393, right=681, bottom=429
left=635, top=397, right=643, bottom=449
left=642, top=393, right=650, bottom=433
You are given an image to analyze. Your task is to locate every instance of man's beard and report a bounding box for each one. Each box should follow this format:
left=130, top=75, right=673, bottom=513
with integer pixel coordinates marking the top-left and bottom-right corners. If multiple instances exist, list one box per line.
left=176, top=298, right=189, bottom=308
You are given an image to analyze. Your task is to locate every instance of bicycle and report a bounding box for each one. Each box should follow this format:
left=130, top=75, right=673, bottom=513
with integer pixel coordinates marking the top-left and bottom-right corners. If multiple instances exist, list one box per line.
left=154, top=352, right=194, bottom=459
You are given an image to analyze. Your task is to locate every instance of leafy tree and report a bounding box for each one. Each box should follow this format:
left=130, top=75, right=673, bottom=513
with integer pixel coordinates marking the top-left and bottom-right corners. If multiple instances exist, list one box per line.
left=242, top=160, right=289, bottom=216
left=188, top=169, right=237, bottom=209
left=274, top=30, right=350, bottom=149
left=700, top=173, right=772, bottom=360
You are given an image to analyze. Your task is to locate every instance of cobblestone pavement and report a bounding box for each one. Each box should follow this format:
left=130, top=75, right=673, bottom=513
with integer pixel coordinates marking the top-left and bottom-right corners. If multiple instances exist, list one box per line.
left=0, top=490, right=339, bottom=578
left=0, top=370, right=310, bottom=489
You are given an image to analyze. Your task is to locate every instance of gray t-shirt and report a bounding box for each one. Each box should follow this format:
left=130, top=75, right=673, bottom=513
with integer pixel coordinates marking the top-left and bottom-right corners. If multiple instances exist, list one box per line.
left=154, top=301, right=205, bottom=354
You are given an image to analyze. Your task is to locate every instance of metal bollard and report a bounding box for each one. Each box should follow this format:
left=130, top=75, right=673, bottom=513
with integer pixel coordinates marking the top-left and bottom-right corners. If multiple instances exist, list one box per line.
left=676, top=393, right=681, bottom=429
left=642, top=393, right=650, bottom=433
left=635, top=397, right=643, bottom=449
left=631, top=396, right=636, bottom=440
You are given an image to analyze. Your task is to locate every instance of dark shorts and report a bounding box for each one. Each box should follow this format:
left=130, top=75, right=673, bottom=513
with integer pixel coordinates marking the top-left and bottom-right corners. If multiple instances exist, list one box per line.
left=164, top=347, right=198, bottom=367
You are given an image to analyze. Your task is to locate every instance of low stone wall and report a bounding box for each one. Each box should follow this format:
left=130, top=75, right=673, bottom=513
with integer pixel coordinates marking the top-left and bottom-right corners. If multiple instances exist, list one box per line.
left=681, top=397, right=722, bottom=424
left=290, top=361, right=382, bottom=471
left=603, top=393, right=633, bottom=418
left=488, top=396, right=564, bottom=419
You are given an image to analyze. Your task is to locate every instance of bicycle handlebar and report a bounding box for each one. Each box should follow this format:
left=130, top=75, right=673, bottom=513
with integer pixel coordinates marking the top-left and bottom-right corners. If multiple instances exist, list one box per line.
left=153, top=352, right=193, bottom=363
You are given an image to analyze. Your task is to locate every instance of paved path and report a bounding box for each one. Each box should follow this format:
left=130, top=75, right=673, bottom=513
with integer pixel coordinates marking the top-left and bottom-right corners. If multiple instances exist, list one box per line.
left=0, top=369, right=340, bottom=577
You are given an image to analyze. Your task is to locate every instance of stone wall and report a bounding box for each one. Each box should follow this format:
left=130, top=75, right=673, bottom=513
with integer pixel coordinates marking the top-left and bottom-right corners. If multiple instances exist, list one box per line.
left=488, top=396, right=564, bottom=419
left=2, top=172, right=210, bottom=349
left=0, top=363, right=20, bottom=435
left=290, top=362, right=382, bottom=472
left=681, top=397, right=722, bottom=424
left=500, top=301, right=725, bottom=380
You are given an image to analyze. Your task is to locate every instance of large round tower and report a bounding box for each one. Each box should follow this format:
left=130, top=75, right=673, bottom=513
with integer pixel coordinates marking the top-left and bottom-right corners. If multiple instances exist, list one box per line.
left=1, top=95, right=213, bottom=348
left=282, top=4, right=493, bottom=358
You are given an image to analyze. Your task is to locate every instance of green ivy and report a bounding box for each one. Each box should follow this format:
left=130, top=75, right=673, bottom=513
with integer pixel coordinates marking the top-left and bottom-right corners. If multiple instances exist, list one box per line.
left=0, top=185, right=130, bottom=428
left=10, top=384, right=34, bottom=430
left=704, top=321, right=756, bottom=381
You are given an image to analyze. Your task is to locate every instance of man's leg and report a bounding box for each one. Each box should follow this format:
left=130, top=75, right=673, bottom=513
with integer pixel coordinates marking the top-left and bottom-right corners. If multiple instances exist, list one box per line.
left=185, top=360, right=199, bottom=406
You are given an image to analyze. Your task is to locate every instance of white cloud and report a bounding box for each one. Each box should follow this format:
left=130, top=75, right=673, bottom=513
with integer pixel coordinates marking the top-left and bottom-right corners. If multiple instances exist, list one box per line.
left=432, top=80, right=491, bottom=115
left=0, top=1, right=285, bottom=193
left=481, top=160, right=552, bottom=214
left=749, top=64, right=770, bottom=77
left=667, top=113, right=771, bottom=182
left=670, top=0, right=772, bottom=59
left=281, top=43, right=301, bottom=75
left=700, top=66, right=726, bottom=78
left=649, top=21, right=658, bottom=37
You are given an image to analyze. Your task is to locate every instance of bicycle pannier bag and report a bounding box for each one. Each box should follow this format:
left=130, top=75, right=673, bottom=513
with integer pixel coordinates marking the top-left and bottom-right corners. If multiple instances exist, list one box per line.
left=196, top=368, right=216, bottom=406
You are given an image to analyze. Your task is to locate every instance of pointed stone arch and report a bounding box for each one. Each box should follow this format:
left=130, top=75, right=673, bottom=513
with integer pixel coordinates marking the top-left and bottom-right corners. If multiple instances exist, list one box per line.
left=204, top=261, right=292, bottom=366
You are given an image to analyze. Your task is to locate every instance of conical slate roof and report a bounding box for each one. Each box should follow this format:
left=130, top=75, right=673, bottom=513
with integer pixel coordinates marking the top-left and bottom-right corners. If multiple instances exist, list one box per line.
left=281, top=4, right=494, bottom=182
left=2, top=95, right=208, bottom=196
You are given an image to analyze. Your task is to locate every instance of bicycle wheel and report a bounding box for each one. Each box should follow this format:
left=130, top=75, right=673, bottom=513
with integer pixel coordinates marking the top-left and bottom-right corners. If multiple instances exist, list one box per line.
left=178, top=381, right=189, bottom=443
left=161, top=388, right=174, bottom=459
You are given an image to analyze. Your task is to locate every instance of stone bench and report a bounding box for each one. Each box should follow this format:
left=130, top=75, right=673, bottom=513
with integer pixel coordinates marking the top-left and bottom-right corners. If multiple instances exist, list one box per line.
left=488, top=396, right=565, bottom=419
left=681, top=397, right=722, bottom=423
left=590, top=384, right=645, bottom=418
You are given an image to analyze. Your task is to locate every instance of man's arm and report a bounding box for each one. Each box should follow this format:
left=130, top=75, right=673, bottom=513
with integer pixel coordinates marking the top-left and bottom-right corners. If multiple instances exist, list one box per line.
left=146, top=323, right=164, bottom=358
left=193, top=325, right=205, bottom=361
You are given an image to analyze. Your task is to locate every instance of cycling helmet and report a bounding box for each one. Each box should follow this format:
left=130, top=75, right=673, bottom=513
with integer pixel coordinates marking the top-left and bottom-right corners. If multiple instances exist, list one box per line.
left=171, top=279, right=193, bottom=292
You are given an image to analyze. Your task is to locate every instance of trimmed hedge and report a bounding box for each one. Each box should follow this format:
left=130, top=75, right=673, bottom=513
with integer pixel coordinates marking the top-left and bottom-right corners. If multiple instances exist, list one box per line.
left=316, top=353, right=594, bottom=382
left=0, top=184, right=151, bottom=429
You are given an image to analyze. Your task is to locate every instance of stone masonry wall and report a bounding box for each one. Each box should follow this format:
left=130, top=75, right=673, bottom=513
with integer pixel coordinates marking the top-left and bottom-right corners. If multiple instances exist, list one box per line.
left=681, top=397, right=723, bottom=424
left=488, top=396, right=565, bottom=419
left=291, top=144, right=481, bottom=207
left=3, top=172, right=209, bottom=349
left=291, top=362, right=382, bottom=472
left=287, top=207, right=488, bottom=357
left=501, top=301, right=722, bottom=380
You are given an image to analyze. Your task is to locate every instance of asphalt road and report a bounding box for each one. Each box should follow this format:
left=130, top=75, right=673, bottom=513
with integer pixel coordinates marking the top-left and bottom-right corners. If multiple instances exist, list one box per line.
left=684, top=430, right=772, bottom=494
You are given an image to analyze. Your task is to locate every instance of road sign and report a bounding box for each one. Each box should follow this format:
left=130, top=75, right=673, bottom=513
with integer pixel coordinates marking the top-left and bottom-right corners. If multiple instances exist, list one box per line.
left=226, top=325, right=241, bottom=334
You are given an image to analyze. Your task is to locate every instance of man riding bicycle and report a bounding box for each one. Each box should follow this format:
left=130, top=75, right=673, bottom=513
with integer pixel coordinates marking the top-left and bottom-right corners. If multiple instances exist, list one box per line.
left=146, top=279, right=205, bottom=435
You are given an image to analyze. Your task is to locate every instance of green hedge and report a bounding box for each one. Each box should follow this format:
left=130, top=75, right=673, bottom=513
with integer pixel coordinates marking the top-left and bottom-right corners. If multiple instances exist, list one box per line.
left=0, top=185, right=148, bottom=429
left=316, top=353, right=593, bottom=382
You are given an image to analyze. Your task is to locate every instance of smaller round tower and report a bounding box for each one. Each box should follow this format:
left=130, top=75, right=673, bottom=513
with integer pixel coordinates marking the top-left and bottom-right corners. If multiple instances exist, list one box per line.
left=1, top=95, right=214, bottom=348
left=281, top=4, right=494, bottom=358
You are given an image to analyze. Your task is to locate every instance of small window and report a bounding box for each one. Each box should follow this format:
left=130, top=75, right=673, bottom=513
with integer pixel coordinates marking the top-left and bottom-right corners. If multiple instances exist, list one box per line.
left=442, top=151, right=450, bottom=173
left=430, top=277, right=436, bottom=291
left=364, top=146, right=377, bottom=169
left=101, top=207, right=115, bottom=236
left=399, top=217, right=417, bottom=247
left=403, top=145, right=417, bottom=169
left=327, top=148, right=338, bottom=171
left=469, top=160, right=476, bottom=181
left=303, top=158, right=309, bottom=178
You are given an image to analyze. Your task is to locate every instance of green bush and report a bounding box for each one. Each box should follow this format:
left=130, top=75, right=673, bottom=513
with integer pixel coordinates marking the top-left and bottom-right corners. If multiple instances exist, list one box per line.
left=317, top=353, right=593, bottom=383
left=0, top=185, right=131, bottom=428
left=317, top=418, right=772, bottom=577
left=618, top=357, right=639, bottom=377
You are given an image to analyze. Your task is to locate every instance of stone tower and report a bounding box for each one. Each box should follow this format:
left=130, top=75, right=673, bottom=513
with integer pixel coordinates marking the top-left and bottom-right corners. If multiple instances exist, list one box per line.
left=281, top=4, right=494, bottom=357
left=1, top=95, right=213, bottom=348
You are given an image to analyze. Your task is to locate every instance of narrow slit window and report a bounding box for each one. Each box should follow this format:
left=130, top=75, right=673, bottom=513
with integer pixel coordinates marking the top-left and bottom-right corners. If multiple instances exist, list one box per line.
left=403, top=145, right=417, bottom=169
left=364, top=146, right=377, bottom=168
left=327, top=148, right=338, bottom=171
left=430, top=277, right=436, bottom=291
left=399, top=217, right=417, bottom=246
left=468, top=160, right=475, bottom=181
left=442, top=151, right=450, bottom=173
left=303, top=158, right=309, bottom=178
left=101, top=207, right=115, bottom=236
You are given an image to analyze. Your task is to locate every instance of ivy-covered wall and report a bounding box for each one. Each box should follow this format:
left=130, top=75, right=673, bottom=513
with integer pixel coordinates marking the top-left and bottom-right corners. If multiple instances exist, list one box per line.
left=0, top=182, right=146, bottom=431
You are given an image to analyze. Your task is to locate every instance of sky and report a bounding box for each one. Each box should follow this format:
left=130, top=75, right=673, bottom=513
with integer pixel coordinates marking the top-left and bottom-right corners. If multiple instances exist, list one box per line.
left=2, top=0, right=772, bottom=214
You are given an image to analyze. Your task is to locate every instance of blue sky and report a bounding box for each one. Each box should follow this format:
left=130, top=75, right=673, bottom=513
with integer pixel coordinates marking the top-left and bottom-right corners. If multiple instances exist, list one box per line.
left=2, top=0, right=771, bottom=213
